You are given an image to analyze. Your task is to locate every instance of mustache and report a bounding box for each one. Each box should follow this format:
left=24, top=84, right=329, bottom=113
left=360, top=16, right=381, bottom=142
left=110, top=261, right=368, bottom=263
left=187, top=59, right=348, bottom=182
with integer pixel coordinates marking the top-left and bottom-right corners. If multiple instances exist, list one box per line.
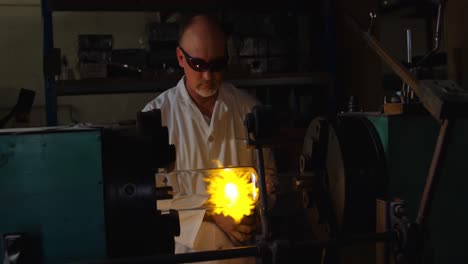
left=197, top=79, right=220, bottom=87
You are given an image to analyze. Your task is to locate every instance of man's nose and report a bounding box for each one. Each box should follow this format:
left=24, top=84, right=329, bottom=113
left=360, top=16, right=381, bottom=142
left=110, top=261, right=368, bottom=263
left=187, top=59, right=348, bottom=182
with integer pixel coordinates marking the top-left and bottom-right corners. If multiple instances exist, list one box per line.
left=202, top=70, right=213, bottom=80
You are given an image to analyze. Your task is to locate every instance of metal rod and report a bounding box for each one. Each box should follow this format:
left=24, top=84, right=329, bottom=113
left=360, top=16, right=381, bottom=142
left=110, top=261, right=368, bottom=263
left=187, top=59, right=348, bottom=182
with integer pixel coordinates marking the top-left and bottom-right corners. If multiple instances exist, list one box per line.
left=416, top=118, right=451, bottom=225
left=415, top=1, right=445, bottom=67
left=401, top=28, right=414, bottom=103
left=343, top=12, right=443, bottom=121
left=255, top=146, right=270, bottom=240
left=406, top=28, right=416, bottom=101
left=280, top=231, right=396, bottom=249
left=71, top=231, right=395, bottom=264
left=71, top=246, right=259, bottom=264
left=41, top=0, right=58, bottom=126
left=344, top=13, right=420, bottom=95
left=406, top=29, right=413, bottom=64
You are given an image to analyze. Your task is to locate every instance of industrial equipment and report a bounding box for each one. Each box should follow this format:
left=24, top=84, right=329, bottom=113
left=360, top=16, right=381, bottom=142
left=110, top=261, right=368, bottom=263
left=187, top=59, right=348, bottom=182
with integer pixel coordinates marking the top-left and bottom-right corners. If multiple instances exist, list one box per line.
left=4, top=103, right=466, bottom=264
left=3, top=2, right=468, bottom=262
left=0, top=109, right=179, bottom=263
left=295, top=110, right=468, bottom=264
left=298, top=1, right=468, bottom=262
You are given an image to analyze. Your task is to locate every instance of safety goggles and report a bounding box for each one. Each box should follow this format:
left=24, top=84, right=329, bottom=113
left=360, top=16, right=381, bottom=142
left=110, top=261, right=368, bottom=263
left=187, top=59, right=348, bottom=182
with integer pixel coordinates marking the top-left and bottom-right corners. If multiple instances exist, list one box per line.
left=178, top=46, right=227, bottom=72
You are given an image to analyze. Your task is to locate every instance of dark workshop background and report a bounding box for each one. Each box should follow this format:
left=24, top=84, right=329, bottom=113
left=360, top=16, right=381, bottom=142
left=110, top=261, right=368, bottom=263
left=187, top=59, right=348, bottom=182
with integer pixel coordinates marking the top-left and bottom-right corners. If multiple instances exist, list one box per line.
left=2, top=0, right=465, bottom=127
left=0, top=0, right=467, bottom=263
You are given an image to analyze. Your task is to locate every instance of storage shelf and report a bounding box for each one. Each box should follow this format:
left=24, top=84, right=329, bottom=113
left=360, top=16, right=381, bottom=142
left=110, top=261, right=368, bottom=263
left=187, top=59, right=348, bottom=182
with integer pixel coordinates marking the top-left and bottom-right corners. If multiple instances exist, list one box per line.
left=56, top=72, right=331, bottom=96
left=42, top=0, right=321, bottom=125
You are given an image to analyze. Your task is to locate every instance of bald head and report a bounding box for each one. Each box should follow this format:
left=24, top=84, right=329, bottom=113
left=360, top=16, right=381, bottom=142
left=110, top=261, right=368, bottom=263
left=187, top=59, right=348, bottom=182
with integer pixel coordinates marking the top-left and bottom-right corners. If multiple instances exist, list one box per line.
left=176, top=14, right=226, bottom=100
left=178, top=14, right=226, bottom=55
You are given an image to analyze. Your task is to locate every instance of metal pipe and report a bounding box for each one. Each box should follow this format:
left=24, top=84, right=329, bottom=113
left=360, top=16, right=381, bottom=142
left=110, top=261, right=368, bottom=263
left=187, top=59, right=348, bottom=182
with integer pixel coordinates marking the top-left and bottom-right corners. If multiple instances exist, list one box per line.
left=41, top=0, right=58, bottom=126
left=70, top=231, right=396, bottom=264
left=71, top=246, right=259, bottom=264
left=273, top=231, right=396, bottom=250
left=344, top=13, right=420, bottom=99
left=255, top=146, right=270, bottom=240
left=406, top=28, right=415, bottom=101
left=407, top=29, right=413, bottom=65
left=343, top=12, right=445, bottom=122
left=415, top=1, right=446, bottom=67
left=417, top=118, right=451, bottom=225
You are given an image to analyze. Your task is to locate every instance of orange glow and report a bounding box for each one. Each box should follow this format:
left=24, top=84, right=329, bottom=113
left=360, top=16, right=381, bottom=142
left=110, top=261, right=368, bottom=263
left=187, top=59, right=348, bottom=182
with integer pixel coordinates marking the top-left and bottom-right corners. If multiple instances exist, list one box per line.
left=205, top=167, right=258, bottom=223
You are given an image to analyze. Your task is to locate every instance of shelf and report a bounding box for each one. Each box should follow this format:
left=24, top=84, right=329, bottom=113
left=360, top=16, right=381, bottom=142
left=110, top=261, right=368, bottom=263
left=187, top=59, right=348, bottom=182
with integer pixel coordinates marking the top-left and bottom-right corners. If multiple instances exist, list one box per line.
left=42, top=0, right=324, bottom=125
left=379, top=2, right=437, bottom=17
left=55, top=72, right=331, bottom=96
left=229, top=72, right=331, bottom=88
left=56, top=77, right=179, bottom=96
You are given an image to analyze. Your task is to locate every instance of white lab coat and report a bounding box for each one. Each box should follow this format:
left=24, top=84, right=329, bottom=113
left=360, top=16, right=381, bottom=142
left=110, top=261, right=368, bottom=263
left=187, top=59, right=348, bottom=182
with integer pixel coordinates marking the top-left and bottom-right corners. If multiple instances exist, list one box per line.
left=143, top=77, right=276, bottom=264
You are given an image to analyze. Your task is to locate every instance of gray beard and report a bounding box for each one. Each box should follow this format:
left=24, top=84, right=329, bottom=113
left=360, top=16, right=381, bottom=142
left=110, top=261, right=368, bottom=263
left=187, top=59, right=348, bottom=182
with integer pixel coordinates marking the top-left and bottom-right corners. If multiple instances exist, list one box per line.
left=195, top=81, right=219, bottom=97
left=195, top=87, right=218, bottom=97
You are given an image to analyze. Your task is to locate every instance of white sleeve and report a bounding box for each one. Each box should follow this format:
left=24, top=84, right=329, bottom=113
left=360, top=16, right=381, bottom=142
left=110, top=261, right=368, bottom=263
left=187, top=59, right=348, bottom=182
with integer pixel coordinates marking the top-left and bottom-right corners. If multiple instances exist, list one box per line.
left=142, top=100, right=157, bottom=112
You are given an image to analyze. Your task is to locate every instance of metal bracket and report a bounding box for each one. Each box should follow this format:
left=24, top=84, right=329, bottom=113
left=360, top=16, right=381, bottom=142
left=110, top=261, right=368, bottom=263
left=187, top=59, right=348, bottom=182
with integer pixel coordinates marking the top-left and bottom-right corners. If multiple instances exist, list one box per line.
left=344, top=11, right=468, bottom=121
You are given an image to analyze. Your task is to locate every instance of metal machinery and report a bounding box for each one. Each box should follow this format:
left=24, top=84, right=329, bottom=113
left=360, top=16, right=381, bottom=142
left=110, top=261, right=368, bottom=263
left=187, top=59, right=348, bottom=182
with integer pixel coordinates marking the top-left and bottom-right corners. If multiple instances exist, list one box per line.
left=298, top=114, right=388, bottom=264
left=0, top=105, right=399, bottom=264
left=3, top=1, right=468, bottom=263
left=3, top=103, right=467, bottom=264
left=296, top=112, right=468, bottom=264
left=291, top=1, right=468, bottom=262
left=240, top=1, right=468, bottom=262
left=102, top=110, right=179, bottom=258
left=0, top=109, right=179, bottom=263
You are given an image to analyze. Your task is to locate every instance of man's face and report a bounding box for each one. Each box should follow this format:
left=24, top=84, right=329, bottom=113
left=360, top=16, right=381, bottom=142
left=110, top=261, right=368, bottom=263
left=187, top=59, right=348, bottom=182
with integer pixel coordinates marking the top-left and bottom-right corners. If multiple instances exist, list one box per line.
left=177, top=39, right=226, bottom=98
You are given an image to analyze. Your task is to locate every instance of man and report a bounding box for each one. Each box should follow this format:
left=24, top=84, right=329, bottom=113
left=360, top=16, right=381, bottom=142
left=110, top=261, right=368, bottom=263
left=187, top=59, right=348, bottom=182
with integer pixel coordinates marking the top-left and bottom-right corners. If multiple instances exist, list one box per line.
left=143, top=13, right=277, bottom=264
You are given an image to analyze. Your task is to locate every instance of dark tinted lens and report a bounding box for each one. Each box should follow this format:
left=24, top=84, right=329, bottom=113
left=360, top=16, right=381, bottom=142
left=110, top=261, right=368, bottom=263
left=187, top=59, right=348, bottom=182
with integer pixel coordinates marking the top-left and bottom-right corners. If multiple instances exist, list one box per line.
left=187, top=58, right=210, bottom=72
left=180, top=45, right=227, bottom=72
left=187, top=58, right=226, bottom=72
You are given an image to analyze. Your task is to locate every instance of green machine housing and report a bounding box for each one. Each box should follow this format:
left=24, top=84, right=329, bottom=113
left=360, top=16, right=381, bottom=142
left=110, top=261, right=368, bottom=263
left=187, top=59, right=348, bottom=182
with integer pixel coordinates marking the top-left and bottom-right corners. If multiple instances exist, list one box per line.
left=0, top=128, right=106, bottom=263
left=367, top=114, right=468, bottom=264
left=0, top=111, right=178, bottom=264
left=298, top=112, right=468, bottom=264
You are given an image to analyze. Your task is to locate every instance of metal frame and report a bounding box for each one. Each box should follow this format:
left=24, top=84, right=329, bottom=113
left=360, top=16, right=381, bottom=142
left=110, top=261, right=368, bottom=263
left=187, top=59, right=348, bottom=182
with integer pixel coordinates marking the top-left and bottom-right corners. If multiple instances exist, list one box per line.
left=41, top=0, right=58, bottom=126
left=341, top=3, right=463, bottom=262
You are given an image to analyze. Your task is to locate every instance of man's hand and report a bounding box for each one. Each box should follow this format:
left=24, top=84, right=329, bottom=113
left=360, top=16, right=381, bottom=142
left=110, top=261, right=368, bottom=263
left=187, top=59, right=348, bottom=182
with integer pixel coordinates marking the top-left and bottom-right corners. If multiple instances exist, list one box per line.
left=211, top=213, right=257, bottom=246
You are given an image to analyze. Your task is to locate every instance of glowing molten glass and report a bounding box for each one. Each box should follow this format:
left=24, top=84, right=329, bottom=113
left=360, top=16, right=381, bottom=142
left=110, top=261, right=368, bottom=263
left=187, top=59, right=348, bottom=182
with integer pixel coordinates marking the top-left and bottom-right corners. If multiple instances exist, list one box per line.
left=205, top=167, right=259, bottom=223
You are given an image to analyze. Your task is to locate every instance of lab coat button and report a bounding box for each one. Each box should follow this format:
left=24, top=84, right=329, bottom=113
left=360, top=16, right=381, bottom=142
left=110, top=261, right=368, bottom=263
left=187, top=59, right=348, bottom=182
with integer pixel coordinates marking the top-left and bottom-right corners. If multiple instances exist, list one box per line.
left=208, top=135, right=214, bottom=142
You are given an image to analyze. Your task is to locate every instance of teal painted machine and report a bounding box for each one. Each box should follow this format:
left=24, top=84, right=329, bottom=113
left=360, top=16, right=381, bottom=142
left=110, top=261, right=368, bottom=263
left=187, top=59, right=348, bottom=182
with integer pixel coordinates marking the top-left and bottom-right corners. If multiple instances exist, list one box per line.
left=367, top=114, right=468, bottom=264
left=0, top=127, right=106, bottom=263
left=298, top=112, right=468, bottom=264
left=0, top=111, right=178, bottom=264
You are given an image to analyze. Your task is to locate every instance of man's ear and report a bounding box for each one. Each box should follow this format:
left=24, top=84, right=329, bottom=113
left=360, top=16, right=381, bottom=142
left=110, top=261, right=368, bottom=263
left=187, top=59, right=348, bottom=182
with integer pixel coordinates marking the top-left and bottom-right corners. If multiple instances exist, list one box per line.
left=176, top=47, right=184, bottom=68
